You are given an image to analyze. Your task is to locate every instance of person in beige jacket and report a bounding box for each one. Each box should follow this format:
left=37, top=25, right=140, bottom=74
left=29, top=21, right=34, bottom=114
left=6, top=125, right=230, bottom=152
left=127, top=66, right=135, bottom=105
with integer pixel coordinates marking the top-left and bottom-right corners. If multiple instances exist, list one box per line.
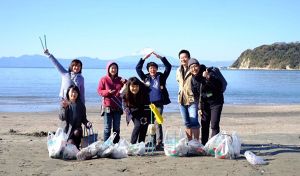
left=176, top=50, right=200, bottom=141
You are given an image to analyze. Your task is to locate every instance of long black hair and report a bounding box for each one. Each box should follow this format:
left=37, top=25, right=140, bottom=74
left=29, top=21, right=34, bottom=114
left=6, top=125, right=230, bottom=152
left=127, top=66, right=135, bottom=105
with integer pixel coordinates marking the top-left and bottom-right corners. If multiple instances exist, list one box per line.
left=124, top=77, right=149, bottom=107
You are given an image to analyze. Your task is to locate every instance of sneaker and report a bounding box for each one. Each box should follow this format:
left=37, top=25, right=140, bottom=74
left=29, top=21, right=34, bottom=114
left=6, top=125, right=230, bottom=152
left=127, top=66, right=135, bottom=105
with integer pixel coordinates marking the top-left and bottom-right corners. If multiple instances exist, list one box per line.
left=155, top=143, right=164, bottom=151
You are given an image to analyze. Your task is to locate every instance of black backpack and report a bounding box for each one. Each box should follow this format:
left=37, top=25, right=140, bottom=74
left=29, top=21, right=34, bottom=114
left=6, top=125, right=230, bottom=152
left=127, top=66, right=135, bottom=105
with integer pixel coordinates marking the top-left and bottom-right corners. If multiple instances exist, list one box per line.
left=209, top=67, right=227, bottom=93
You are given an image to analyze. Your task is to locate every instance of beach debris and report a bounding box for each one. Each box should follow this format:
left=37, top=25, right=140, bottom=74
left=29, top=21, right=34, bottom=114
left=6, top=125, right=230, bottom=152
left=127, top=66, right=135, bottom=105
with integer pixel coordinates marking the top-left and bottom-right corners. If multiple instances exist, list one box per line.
left=30, top=131, right=48, bottom=137
left=9, top=129, right=17, bottom=134
left=244, top=151, right=268, bottom=165
left=8, top=129, right=48, bottom=137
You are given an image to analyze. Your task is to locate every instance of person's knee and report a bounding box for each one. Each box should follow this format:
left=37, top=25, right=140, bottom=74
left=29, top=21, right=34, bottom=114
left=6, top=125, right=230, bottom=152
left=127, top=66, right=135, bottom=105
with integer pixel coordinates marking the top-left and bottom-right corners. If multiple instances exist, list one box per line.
left=74, top=129, right=82, bottom=137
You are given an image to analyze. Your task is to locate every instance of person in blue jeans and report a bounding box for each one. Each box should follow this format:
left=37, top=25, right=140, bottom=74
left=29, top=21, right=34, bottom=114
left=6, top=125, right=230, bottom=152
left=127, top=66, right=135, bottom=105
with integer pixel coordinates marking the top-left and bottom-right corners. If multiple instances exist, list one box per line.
left=176, top=50, right=200, bottom=141
left=188, top=58, right=224, bottom=145
left=97, top=62, right=126, bottom=143
left=136, top=51, right=171, bottom=149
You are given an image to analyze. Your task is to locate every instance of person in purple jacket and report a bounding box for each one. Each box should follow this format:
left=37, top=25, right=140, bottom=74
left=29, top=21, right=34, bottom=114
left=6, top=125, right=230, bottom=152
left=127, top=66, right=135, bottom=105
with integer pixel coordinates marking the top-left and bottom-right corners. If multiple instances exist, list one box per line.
left=44, top=49, right=85, bottom=104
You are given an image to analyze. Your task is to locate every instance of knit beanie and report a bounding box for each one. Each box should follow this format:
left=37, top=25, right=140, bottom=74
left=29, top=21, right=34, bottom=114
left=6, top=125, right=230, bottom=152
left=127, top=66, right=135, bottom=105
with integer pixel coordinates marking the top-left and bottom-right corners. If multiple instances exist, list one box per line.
left=188, top=58, right=200, bottom=68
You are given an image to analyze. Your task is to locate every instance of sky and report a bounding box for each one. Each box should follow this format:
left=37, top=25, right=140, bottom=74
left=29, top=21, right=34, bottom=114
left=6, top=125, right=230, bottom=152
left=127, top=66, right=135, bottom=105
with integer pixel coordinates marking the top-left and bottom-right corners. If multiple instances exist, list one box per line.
left=0, top=0, right=300, bottom=61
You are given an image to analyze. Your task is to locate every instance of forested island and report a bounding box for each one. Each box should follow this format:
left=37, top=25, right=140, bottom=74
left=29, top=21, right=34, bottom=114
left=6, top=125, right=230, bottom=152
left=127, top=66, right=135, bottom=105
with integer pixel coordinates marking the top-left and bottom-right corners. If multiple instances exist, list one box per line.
left=231, top=42, right=300, bottom=69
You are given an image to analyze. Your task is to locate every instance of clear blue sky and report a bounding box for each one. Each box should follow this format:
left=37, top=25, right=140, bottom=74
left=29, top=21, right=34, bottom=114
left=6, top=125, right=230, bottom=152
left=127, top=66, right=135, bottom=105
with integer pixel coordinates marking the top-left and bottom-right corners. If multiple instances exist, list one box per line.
left=0, top=0, right=299, bottom=61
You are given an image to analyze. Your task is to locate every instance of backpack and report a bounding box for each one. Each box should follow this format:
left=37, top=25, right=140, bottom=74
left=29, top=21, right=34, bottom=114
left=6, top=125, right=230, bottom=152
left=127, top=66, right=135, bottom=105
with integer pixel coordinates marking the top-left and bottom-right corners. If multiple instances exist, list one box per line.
left=208, top=67, right=227, bottom=93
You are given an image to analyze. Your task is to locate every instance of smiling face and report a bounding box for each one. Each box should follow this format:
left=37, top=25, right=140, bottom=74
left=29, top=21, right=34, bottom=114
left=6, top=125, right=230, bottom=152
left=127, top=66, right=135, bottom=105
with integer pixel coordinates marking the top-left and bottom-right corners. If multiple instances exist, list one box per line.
left=68, top=88, right=79, bottom=102
left=72, top=63, right=81, bottom=73
left=179, top=53, right=190, bottom=67
left=129, top=84, right=140, bottom=95
left=148, top=66, right=158, bottom=76
left=109, top=64, right=118, bottom=77
left=189, top=64, right=200, bottom=75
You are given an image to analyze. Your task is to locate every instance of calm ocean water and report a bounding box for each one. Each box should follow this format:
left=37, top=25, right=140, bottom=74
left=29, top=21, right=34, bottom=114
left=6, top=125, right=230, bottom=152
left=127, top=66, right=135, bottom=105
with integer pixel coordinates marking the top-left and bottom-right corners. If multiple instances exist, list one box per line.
left=0, top=67, right=299, bottom=112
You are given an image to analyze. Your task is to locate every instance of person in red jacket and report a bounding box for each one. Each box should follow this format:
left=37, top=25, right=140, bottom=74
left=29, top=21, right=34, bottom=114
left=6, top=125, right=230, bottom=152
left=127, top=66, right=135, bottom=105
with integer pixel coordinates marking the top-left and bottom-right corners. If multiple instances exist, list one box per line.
left=97, top=62, right=126, bottom=143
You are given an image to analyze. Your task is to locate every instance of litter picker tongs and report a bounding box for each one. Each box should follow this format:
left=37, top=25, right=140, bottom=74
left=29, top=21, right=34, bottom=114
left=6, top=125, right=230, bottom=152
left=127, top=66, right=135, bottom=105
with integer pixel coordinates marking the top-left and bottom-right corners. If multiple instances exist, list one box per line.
left=39, top=34, right=47, bottom=50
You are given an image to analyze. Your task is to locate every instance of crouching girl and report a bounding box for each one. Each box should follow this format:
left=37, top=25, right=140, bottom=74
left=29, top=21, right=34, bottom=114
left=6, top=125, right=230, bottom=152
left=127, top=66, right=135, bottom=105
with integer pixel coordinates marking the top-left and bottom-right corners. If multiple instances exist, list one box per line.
left=59, top=85, right=92, bottom=149
left=123, top=77, right=150, bottom=144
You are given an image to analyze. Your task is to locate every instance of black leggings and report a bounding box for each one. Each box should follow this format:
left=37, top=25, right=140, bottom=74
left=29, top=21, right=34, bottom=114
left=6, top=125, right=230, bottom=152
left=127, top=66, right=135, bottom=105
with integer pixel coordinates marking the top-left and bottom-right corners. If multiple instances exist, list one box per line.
left=68, top=128, right=83, bottom=149
left=201, top=103, right=223, bottom=145
left=131, top=117, right=148, bottom=144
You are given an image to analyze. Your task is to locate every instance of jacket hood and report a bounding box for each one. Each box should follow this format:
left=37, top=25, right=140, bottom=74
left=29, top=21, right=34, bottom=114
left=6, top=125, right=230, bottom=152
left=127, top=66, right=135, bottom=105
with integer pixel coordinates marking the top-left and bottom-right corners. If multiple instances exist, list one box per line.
left=106, top=61, right=119, bottom=77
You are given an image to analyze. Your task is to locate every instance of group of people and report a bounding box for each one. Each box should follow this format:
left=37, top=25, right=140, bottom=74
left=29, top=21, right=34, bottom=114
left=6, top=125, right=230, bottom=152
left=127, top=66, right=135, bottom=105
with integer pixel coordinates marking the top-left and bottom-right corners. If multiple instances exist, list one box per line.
left=44, top=48, right=224, bottom=150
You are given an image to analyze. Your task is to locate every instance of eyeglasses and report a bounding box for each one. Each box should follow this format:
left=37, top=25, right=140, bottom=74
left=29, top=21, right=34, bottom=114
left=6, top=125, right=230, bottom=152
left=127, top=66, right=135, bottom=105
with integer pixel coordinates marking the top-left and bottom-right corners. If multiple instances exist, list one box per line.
left=189, top=64, right=199, bottom=70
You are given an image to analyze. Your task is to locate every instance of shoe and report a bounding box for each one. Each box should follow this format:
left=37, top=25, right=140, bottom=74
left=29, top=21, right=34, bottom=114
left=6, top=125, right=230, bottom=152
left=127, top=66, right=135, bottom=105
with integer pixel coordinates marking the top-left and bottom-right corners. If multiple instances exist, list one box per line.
left=155, top=143, right=164, bottom=151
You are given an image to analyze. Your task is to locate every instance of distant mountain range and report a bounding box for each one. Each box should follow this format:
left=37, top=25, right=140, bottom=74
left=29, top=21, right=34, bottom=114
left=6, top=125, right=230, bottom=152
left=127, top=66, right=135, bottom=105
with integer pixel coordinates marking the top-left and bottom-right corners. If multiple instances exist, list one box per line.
left=0, top=54, right=233, bottom=69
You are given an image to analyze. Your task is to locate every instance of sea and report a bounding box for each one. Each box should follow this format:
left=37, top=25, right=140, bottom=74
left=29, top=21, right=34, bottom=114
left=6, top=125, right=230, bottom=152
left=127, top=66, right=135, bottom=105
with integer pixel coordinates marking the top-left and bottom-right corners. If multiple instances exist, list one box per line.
left=0, top=68, right=299, bottom=112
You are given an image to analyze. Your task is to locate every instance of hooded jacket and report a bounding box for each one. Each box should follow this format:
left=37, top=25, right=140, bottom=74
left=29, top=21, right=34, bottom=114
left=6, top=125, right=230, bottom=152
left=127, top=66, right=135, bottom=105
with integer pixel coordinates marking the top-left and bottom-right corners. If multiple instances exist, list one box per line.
left=97, top=62, right=125, bottom=110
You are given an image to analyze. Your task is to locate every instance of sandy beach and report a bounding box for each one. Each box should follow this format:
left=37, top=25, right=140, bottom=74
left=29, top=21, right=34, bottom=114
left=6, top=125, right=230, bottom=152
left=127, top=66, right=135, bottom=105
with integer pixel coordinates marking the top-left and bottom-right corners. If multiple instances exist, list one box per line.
left=0, top=104, right=300, bottom=176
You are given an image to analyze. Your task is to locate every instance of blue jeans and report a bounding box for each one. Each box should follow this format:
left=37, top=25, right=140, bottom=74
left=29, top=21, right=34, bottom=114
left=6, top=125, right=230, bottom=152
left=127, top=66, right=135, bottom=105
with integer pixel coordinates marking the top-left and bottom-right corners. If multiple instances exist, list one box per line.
left=179, top=103, right=200, bottom=129
left=103, top=111, right=121, bottom=143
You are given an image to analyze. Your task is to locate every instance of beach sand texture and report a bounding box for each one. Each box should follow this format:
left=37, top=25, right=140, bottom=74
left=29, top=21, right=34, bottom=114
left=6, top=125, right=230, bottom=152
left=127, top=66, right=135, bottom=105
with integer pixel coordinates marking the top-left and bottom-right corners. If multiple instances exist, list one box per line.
left=0, top=105, right=300, bottom=176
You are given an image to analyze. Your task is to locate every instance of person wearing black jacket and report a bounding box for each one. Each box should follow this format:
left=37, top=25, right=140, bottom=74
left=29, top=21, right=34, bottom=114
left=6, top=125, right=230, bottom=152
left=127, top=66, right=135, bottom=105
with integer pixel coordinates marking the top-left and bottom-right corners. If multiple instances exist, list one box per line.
left=59, top=85, right=92, bottom=149
left=136, top=51, right=172, bottom=150
left=188, top=58, right=224, bottom=145
left=123, top=77, right=151, bottom=144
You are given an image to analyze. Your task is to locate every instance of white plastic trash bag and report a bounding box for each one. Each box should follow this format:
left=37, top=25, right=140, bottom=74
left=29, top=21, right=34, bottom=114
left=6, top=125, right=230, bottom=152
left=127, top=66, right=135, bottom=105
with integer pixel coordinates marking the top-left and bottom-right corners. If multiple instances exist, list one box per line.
left=164, top=128, right=186, bottom=157
left=111, top=139, right=129, bottom=159
left=204, top=132, right=226, bottom=156
left=76, top=141, right=102, bottom=160
left=175, top=138, right=188, bottom=157
left=244, top=151, right=267, bottom=165
left=101, top=145, right=115, bottom=158
left=128, top=142, right=145, bottom=156
left=62, top=143, right=79, bottom=160
left=47, top=128, right=69, bottom=158
left=187, top=139, right=205, bottom=156
left=97, top=132, right=116, bottom=158
left=205, top=131, right=242, bottom=159
left=231, top=132, right=242, bottom=158
left=214, top=135, right=233, bottom=159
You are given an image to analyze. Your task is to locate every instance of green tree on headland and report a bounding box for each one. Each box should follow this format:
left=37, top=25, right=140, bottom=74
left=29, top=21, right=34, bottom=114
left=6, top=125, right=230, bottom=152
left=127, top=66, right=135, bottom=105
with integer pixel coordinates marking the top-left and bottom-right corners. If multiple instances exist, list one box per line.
left=231, top=42, right=300, bottom=69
